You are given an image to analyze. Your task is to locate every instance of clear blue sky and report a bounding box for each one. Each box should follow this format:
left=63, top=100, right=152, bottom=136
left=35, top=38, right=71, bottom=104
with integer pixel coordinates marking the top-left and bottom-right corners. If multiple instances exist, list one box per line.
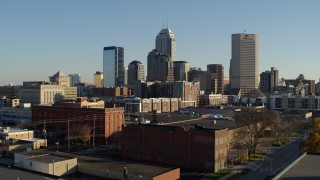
left=1, top=0, right=319, bottom=85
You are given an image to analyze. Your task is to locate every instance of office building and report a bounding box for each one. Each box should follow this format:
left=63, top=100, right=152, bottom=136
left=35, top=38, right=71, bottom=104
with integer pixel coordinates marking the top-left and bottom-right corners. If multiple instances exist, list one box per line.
left=103, top=46, right=124, bottom=87
left=49, top=71, right=70, bottom=87
left=128, top=60, right=145, bottom=86
left=68, top=74, right=81, bottom=87
left=207, top=64, right=224, bottom=94
left=174, top=61, right=189, bottom=82
left=260, top=67, right=279, bottom=94
left=156, top=27, right=176, bottom=61
left=147, top=49, right=174, bottom=82
left=93, top=71, right=104, bottom=88
left=229, top=33, right=259, bottom=97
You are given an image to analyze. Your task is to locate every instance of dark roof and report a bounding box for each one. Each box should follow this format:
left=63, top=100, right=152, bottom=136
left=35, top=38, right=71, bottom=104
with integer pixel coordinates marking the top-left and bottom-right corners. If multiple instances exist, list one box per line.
left=279, top=153, right=320, bottom=178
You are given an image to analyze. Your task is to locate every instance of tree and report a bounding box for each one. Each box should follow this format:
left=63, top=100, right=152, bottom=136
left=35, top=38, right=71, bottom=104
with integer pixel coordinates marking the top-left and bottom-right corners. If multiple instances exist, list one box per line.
left=234, top=108, right=279, bottom=159
left=300, top=117, right=320, bottom=152
left=69, top=124, right=92, bottom=145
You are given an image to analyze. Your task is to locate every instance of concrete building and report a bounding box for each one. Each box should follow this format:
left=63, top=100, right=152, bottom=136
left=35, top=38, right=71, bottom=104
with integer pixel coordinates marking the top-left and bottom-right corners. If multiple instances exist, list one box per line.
left=32, top=105, right=125, bottom=144
left=127, top=60, right=145, bottom=86
left=68, top=74, right=81, bottom=87
left=20, top=81, right=77, bottom=105
left=156, top=27, right=176, bottom=61
left=93, top=71, right=104, bottom=88
left=198, top=94, right=225, bottom=107
left=147, top=49, right=174, bottom=82
left=260, top=67, right=279, bottom=94
left=207, top=64, right=224, bottom=94
left=188, top=68, right=212, bottom=93
left=124, top=67, right=128, bottom=86
left=230, top=33, right=259, bottom=97
left=284, top=74, right=315, bottom=95
left=49, top=71, right=70, bottom=87
left=0, top=127, right=33, bottom=140
left=15, top=152, right=77, bottom=177
left=122, top=123, right=228, bottom=172
left=103, top=46, right=124, bottom=87
left=269, top=94, right=320, bottom=111
left=174, top=61, right=189, bottom=82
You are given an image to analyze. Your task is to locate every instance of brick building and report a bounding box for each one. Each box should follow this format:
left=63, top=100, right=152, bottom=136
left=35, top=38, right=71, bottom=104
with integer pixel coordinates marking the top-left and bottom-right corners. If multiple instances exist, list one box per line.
left=91, top=87, right=133, bottom=97
left=121, top=124, right=228, bottom=172
left=134, top=81, right=199, bottom=107
left=32, top=105, right=124, bottom=144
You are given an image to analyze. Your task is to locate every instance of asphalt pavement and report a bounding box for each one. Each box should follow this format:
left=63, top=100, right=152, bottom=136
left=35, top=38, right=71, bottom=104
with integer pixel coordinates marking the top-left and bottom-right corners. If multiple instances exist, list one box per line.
left=239, top=136, right=304, bottom=180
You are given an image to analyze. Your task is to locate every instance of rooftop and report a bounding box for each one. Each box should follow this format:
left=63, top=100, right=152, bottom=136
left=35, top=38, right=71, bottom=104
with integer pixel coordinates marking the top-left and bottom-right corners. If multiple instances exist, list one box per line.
left=28, top=154, right=72, bottom=163
left=279, top=153, right=320, bottom=179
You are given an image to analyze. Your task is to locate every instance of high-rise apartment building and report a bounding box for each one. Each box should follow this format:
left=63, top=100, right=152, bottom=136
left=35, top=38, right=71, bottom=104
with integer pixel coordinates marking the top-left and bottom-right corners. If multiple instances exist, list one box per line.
left=68, top=74, right=81, bottom=87
left=156, top=28, right=176, bottom=61
left=147, top=49, right=174, bottom=82
left=229, top=33, right=259, bottom=96
left=260, top=67, right=279, bottom=94
left=173, top=61, right=189, bottom=82
left=103, top=46, right=124, bottom=87
left=128, top=60, right=145, bottom=86
left=93, top=71, right=104, bottom=88
left=207, top=64, right=224, bottom=94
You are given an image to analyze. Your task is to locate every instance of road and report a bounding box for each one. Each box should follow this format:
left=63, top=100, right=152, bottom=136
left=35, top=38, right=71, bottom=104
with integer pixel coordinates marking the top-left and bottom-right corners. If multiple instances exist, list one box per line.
left=240, top=136, right=304, bottom=180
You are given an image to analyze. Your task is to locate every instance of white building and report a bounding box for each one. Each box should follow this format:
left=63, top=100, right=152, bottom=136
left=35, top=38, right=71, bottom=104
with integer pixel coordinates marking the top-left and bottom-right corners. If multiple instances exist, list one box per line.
left=15, top=152, right=77, bottom=177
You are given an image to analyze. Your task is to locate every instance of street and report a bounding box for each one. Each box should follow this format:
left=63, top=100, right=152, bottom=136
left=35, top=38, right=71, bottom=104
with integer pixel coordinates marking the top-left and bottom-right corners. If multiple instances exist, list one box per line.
left=240, top=136, right=303, bottom=180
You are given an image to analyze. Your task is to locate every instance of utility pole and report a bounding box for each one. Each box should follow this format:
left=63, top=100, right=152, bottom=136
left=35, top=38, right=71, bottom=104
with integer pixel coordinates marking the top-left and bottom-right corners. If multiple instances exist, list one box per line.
left=68, top=118, right=70, bottom=152
left=93, top=114, right=95, bottom=148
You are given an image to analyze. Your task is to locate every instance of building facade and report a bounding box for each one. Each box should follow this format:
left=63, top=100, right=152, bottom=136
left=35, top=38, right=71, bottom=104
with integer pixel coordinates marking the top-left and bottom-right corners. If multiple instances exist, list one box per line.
left=229, top=33, right=259, bottom=97
left=134, top=81, right=199, bottom=107
left=93, top=71, right=104, bottom=88
left=156, top=28, right=176, bottom=61
left=174, top=61, right=189, bottom=82
left=207, top=64, right=224, bottom=94
left=147, top=49, right=174, bottom=82
left=32, top=105, right=125, bottom=144
left=68, top=74, right=81, bottom=87
left=127, top=60, right=145, bottom=86
left=103, top=46, right=124, bottom=87
left=260, top=67, right=279, bottom=94
left=121, top=124, right=228, bottom=172
left=269, top=95, right=320, bottom=111
left=49, top=71, right=70, bottom=87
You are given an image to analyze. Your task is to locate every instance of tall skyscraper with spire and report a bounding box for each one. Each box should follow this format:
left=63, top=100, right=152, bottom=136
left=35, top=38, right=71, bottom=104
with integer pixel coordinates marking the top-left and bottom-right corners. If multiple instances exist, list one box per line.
left=229, top=33, right=259, bottom=96
left=155, top=27, right=176, bottom=61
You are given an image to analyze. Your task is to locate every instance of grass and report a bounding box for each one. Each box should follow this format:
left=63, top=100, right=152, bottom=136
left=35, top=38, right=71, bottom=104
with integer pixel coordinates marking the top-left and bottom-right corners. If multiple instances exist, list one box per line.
left=272, top=140, right=287, bottom=147
left=291, top=132, right=301, bottom=137
left=206, top=168, right=232, bottom=180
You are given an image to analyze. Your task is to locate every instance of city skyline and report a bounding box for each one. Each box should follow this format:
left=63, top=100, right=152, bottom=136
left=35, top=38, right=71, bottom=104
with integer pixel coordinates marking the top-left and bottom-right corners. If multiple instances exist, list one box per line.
left=0, top=1, right=320, bottom=85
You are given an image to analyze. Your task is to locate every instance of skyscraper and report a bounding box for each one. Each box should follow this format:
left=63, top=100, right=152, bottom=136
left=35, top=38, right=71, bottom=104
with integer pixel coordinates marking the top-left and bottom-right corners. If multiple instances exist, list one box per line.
left=128, top=60, right=145, bottom=86
left=260, top=67, right=279, bottom=94
left=173, top=61, right=189, bottom=82
left=68, top=74, right=81, bottom=87
left=147, top=49, right=174, bottom=82
left=103, top=46, right=124, bottom=87
left=156, top=28, right=176, bottom=61
left=207, top=64, right=224, bottom=94
left=229, top=33, right=259, bottom=96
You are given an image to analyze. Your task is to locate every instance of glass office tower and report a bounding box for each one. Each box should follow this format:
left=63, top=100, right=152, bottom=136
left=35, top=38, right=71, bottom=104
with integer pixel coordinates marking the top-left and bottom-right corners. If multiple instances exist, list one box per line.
left=103, top=46, right=124, bottom=87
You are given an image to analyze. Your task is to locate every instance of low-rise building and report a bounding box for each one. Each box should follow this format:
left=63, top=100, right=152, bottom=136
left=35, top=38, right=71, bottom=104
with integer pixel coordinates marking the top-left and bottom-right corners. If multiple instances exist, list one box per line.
left=0, top=106, right=31, bottom=125
left=269, top=95, right=320, bottom=111
left=15, top=152, right=77, bottom=177
left=122, top=122, right=228, bottom=172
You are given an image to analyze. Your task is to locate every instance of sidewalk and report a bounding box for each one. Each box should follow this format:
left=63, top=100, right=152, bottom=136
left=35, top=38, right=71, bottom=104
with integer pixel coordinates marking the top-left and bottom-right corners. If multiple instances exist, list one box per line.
left=218, top=161, right=261, bottom=180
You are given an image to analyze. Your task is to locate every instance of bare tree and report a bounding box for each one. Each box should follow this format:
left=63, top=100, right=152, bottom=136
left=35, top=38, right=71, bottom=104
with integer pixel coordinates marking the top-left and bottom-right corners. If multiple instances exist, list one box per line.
left=69, top=124, right=92, bottom=145
left=234, top=108, right=279, bottom=159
